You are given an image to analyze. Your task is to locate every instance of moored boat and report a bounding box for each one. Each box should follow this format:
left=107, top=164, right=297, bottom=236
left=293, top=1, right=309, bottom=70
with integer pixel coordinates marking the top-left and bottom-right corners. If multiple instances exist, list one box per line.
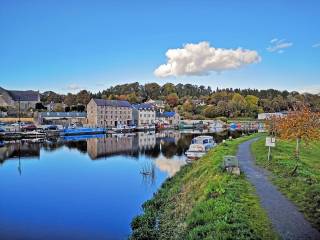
left=185, top=135, right=216, bottom=160
left=61, top=127, right=105, bottom=136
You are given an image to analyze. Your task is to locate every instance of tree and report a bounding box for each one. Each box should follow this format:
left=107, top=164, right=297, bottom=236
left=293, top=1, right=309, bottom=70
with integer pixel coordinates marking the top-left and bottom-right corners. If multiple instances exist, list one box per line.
left=117, top=95, right=128, bottom=101
left=161, top=83, right=176, bottom=96
left=35, top=102, right=47, bottom=110
left=144, top=83, right=161, bottom=99
left=128, top=93, right=139, bottom=103
left=64, top=93, right=77, bottom=106
left=76, top=90, right=91, bottom=105
left=204, top=105, right=217, bottom=118
left=53, top=103, right=64, bottom=112
left=165, top=93, right=179, bottom=107
left=245, top=95, right=259, bottom=117
left=269, top=107, right=320, bottom=174
left=77, top=105, right=86, bottom=112
left=183, top=101, right=194, bottom=113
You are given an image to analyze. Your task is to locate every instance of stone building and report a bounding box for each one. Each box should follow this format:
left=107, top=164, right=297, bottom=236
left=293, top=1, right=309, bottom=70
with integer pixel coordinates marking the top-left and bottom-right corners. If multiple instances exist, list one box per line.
left=0, top=87, right=40, bottom=111
left=132, top=103, right=156, bottom=128
left=87, top=98, right=132, bottom=127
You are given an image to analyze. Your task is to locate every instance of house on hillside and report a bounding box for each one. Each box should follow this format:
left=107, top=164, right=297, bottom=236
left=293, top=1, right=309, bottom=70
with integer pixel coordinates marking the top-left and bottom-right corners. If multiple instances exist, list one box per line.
left=156, top=111, right=180, bottom=127
left=0, top=87, right=40, bottom=111
left=87, top=98, right=132, bottom=128
left=146, top=99, right=165, bottom=113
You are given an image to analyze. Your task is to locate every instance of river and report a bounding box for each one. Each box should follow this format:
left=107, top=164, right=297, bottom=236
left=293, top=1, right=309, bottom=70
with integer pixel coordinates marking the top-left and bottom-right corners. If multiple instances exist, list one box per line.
left=0, top=130, right=246, bottom=239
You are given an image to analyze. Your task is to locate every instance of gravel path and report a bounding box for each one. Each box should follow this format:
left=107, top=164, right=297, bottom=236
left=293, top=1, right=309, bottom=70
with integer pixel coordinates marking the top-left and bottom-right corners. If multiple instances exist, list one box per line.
left=237, top=138, right=320, bottom=240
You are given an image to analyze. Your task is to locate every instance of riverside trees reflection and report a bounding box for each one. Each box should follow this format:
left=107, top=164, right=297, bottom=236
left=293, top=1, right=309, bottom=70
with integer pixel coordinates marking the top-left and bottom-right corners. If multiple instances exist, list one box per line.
left=0, top=130, right=247, bottom=164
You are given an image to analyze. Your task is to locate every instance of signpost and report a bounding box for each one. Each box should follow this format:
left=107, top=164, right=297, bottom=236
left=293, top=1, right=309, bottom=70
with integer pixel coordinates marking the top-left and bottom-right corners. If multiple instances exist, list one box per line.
left=265, top=137, right=276, bottom=161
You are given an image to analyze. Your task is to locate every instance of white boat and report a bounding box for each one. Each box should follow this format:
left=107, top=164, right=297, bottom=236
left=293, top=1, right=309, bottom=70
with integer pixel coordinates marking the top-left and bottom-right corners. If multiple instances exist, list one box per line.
left=112, top=124, right=136, bottom=133
left=185, top=135, right=216, bottom=160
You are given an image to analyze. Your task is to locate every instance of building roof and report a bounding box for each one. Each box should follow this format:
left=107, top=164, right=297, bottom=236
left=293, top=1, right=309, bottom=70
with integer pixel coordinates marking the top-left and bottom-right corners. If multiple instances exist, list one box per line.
left=39, top=112, right=87, bottom=118
left=92, top=99, right=132, bottom=108
left=132, top=103, right=155, bottom=110
left=146, top=99, right=164, bottom=105
left=7, top=90, right=39, bottom=101
left=157, top=111, right=177, bottom=118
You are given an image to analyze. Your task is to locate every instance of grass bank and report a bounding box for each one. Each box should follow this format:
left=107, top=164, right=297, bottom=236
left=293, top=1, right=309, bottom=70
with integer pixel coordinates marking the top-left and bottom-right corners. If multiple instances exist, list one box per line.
left=251, top=138, right=320, bottom=230
left=130, top=134, right=277, bottom=240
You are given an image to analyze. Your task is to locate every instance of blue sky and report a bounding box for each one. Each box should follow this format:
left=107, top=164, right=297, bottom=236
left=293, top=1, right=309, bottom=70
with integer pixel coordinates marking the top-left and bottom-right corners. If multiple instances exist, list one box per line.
left=0, top=0, right=319, bottom=93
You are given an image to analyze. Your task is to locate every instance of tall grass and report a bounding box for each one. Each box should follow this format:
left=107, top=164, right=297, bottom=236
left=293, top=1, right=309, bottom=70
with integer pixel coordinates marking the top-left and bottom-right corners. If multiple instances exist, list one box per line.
left=251, top=138, right=320, bottom=230
left=130, top=134, right=277, bottom=240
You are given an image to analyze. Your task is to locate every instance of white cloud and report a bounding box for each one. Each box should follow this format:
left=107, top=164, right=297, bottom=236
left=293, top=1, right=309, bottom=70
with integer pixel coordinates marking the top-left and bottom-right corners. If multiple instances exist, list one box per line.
left=267, top=39, right=293, bottom=53
left=270, top=38, right=278, bottom=43
left=154, top=41, right=261, bottom=78
left=312, top=42, right=320, bottom=48
left=299, top=85, right=320, bottom=95
left=66, top=83, right=81, bottom=91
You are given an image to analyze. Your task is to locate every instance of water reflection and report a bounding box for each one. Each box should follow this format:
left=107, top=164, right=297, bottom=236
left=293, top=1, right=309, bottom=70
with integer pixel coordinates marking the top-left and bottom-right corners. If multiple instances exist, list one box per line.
left=0, top=130, right=255, bottom=240
left=0, top=141, right=40, bottom=164
left=87, top=135, right=134, bottom=160
left=155, top=157, right=186, bottom=177
left=0, top=130, right=250, bottom=164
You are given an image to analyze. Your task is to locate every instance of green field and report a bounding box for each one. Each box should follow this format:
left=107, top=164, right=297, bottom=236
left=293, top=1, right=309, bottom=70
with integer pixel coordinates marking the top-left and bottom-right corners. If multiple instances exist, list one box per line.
left=130, top=134, right=277, bottom=240
left=251, top=138, right=320, bottom=230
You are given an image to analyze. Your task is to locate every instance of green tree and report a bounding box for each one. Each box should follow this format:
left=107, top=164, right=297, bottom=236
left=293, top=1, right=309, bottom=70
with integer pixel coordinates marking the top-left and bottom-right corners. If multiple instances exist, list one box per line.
left=128, top=93, right=139, bottom=103
left=144, top=83, right=161, bottom=99
left=161, top=83, right=176, bottom=96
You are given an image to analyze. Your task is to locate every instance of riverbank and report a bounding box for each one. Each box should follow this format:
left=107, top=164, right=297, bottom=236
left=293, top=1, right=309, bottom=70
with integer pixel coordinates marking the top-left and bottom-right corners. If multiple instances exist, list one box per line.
left=130, top=134, right=277, bottom=239
left=251, top=138, right=320, bottom=230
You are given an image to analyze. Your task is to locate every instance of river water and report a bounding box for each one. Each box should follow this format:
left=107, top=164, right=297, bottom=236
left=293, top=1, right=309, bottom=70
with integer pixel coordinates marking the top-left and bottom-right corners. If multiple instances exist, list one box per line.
left=0, top=130, right=245, bottom=240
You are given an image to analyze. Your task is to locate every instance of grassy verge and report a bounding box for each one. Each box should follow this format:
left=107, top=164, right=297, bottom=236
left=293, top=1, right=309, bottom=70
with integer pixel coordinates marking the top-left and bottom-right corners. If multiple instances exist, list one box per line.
left=251, top=138, right=320, bottom=230
left=130, top=134, right=277, bottom=240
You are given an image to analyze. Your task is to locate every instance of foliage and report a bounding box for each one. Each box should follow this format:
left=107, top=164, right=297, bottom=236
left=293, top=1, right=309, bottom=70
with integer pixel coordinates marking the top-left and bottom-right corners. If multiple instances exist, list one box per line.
left=165, top=93, right=179, bottom=107
left=40, top=83, right=320, bottom=116
left=251, top=138, right=320, bottom=230
left=35, top=102, right=47, bottom=110
left=267, top=107, right=320, bottom=160
left=130, top=134, right=277, bottom=240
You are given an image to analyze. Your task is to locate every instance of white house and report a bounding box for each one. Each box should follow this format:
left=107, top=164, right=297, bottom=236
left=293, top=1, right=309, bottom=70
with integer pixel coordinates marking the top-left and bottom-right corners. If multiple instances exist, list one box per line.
left=132, top=103, right=156, bottom=129
left=258, top=112, right=287, bottom=120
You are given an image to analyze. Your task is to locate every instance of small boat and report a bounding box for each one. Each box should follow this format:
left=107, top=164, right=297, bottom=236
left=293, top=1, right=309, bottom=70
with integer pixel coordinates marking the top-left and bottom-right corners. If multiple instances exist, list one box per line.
left=61, top=127, right=105, bottom=136
left=112, top=124, right=136, bottom=133
left=21, top=131, right=46, bottom=138
left=185, top=135, right=216, bottom=160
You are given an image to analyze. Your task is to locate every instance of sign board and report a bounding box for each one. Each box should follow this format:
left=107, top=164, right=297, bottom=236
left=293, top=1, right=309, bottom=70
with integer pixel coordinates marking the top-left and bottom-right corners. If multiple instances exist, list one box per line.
left=265, top=137, right=276, bottom=147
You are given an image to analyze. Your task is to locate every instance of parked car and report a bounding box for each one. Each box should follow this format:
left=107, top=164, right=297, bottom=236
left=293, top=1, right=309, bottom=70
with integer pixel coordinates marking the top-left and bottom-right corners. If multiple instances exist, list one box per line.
left=45, top=125, right=58, bottom=130
left=22, top=124, right=37, bottom=131
left=0, top=128, right=5, bottom=132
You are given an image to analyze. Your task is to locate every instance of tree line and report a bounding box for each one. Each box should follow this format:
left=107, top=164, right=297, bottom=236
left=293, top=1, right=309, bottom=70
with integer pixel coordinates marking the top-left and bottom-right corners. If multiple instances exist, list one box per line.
left=40, top=82, right=320, bottom=119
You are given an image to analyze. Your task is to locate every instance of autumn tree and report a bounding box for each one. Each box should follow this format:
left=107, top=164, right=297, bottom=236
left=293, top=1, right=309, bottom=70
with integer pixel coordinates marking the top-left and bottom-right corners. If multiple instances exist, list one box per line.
left=165, top=93, right=179, bottom=107
left=269, top=107, right=320, bottom=174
